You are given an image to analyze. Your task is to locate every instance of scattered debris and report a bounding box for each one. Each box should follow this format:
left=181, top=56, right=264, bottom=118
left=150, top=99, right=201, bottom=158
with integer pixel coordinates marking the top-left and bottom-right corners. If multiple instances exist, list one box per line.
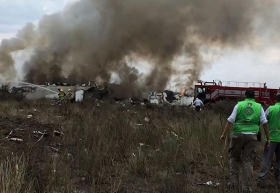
left=9, top=85, right=37, bottom=95
left=50, top=147, right=59, bottom=152
left=9, top=138, right=23, bottom=142
left=219, top=156, right=225, bottom=169
left=170, top=130, right=184, bottom=140
left=26, top=114, right=33, bottom=119
left=84, top=83, right=110, bottom=100
left=54, top=130, right=64, bottom=137
left=5, top=130, right=13, bottom=138
left=144, top=117, right=150, bottom=122
left=148, top=90, right=194, bottom=106
left=135, top=124, right=143, bottom=126
left=139, top=143, right=145, bottom=147
left=33, top=131, right=48, bottom=136
left=196, top=181, right=220, bottom=187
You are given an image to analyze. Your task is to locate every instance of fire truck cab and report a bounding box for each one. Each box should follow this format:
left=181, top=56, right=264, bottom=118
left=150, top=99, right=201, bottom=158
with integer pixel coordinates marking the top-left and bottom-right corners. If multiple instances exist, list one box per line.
left=194, top=80, right=279, bottom=106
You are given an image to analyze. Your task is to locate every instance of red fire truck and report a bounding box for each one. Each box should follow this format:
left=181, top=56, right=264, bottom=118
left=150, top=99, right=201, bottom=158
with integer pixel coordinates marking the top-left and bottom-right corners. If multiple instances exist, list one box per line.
left=194, top=80, right=280, bottom=106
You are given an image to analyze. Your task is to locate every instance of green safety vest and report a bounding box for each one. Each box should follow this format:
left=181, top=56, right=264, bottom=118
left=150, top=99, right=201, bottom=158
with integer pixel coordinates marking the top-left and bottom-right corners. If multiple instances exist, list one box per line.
left=232, top=99, right=261, bottom=134
left=267, top=103, right=280, bottom=142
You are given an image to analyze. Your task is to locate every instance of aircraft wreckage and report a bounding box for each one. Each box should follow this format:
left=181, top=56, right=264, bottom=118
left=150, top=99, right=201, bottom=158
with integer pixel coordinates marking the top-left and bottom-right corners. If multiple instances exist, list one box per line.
left=0, top=81, right=194, bottom=107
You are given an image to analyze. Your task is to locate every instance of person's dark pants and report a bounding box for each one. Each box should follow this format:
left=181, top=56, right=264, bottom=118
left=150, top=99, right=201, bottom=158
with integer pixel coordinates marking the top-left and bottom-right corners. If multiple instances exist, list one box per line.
left=258, top=142, right=280, bottom=185
left=195, top=106, right=201, bottom=112
left=228, top=133, right=257, bottom=192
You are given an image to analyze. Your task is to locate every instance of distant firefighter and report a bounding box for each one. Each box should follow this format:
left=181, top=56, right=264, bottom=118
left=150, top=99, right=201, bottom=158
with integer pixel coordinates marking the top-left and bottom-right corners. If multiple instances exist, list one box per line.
left=58, top=88, right=66, bottom=100
left=66, top=88, right=73, bottom=103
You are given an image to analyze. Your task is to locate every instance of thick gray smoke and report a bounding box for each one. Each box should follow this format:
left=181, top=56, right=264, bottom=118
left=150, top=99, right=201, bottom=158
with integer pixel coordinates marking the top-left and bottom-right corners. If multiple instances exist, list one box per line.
left=0, top=0, right=277, bottom=97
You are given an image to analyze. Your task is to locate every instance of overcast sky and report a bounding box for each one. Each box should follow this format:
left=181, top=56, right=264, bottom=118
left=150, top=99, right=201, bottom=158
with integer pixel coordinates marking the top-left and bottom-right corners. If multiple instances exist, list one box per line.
left=0, top=0, right=280, bottom=89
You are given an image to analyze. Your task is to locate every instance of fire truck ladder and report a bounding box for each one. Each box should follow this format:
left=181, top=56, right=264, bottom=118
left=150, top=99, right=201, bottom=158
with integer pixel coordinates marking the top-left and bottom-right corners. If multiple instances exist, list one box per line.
left=210, top=80, right=266, bottom=101
left=222, top=81, right=265, bottom=88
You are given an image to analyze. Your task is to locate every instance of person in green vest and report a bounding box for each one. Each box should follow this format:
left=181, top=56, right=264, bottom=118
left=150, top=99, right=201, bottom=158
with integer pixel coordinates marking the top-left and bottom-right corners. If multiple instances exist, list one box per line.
left=257, top=94, right=280, bottom=188
left=219, top=90, right=270, bottom=193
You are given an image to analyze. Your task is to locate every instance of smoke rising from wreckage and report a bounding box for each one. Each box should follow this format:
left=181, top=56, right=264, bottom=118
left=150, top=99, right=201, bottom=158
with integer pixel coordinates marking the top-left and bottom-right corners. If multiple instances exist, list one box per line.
left=0, top=0, right=279, bottom=98
left=0, top=80, right=195, bottom=107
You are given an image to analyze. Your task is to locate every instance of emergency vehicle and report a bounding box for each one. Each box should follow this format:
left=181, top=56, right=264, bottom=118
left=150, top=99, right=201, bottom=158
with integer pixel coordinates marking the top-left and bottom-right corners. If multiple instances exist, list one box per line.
left=194, top=80, right=280, bottom=106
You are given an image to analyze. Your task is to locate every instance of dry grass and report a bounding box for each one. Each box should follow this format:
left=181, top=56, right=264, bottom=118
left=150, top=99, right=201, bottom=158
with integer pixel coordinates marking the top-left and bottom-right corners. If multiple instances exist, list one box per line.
left=0, top=98, right=277, bottom=192
left=0, top=154, right=31, bottom=193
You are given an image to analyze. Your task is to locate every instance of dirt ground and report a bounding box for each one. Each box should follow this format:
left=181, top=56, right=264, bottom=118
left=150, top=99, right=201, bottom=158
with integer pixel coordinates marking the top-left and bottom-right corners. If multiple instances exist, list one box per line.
left=0, top=116, right=58, bottom=154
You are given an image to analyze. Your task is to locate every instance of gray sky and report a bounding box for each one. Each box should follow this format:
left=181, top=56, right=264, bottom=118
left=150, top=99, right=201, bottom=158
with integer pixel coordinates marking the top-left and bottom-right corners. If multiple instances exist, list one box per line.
left=0, top=0, right=72, bottom=37
left=200, top=47, right=280, bottom=89
left=0, top=0, right=279, bottom=89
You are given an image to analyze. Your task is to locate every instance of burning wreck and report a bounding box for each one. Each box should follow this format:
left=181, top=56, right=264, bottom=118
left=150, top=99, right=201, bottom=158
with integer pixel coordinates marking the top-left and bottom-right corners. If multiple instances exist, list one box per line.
left=0, top=80, right=193, bottom=107
left=1, top=0, right=274, bottom=103
left=9, top=85, right=37, bottom=95
left=83, top=84, right=110, bottom=100
left=0, top=83, right=37, bottom=96
left=148, top=89, right=194, bottom=107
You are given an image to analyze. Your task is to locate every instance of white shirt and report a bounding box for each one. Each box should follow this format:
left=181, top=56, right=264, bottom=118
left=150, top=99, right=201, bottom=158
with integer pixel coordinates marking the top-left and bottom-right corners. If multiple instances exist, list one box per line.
left=227, top=104, right=268, bottom=124
left=265, top=107, right=270, bottom=118
left=193, top=98, right=204, bottom=107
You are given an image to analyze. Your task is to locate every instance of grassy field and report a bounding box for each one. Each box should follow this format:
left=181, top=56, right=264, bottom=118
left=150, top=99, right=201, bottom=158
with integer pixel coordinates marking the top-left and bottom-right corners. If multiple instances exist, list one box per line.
left=0, top=97, right=277, bottom=193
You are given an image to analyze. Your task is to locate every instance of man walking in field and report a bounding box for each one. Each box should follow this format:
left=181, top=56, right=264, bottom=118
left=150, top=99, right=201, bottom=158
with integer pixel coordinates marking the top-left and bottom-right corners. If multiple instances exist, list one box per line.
left=257, top=94, right=280, bottom=188
left=219, top=90, right=270, bottom=192
left=193, top=97, right=204, bottom=112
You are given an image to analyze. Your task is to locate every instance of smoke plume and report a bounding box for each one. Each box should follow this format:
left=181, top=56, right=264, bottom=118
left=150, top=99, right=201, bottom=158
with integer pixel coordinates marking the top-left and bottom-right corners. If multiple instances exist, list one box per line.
left=0, top=0, right=277, bottom=97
